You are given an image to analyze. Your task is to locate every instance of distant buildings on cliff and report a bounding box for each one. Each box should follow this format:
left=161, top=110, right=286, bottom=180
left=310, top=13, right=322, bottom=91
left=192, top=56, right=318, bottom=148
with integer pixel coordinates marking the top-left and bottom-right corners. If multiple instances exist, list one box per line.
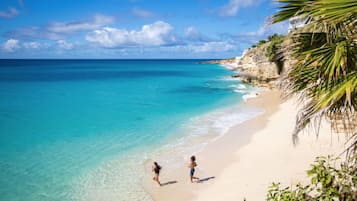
left=289, top=16, right=305, bottom=32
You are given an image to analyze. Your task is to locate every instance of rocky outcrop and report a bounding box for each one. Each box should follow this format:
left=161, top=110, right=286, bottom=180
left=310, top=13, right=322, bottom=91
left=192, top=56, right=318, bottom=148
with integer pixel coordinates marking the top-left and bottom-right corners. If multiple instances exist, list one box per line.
left=233, top=43, right=280, bottom=87
left=231, top=73, right=278, bottom=88
left=204, top=40, right=295, bottom=88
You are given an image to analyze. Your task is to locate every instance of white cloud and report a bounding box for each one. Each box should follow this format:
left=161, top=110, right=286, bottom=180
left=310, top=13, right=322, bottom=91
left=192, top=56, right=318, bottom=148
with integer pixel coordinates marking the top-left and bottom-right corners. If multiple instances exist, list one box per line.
left=191, top=41, right=235, bottom=53
left=184, top=26, right=200, bottom=37
left=244, top=21, right=289, bottom=38
left=6, top=14, right=114, bottom=41
left=219, top=0, right=257, bottom=17
left=132, top=7, right=155, bottom=18
left=8, top=26, right=69, bottom=40
left=0, top=7, right=19, bottom=18
left=47, top=14, right=114, bottom=33
left=23, top=42, right=42, bottom=49
left=86, top=21, right=177, bottom=48
left=2, top=39, right=20, bottom=52
left=231, top=21, right=289, bottom=44
left=57, top=40, right=74, bottom=50
left=183, top=26, right=211, bottom=42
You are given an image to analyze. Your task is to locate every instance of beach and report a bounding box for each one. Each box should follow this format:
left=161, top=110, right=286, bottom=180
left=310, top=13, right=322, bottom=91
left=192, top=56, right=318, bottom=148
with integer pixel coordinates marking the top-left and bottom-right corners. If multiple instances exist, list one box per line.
left=0, top=60, right=255, bottom=201
left=146, top=89, right=346, bottom=201
left=0, top=60, right=349, bottom=201
left=2, top=0, right=356, bottom=200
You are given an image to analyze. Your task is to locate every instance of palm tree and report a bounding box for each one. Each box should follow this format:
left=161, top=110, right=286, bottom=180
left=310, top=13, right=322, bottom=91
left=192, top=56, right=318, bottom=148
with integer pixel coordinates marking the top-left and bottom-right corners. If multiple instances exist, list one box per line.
left=271, top=0, right=357, bottom=154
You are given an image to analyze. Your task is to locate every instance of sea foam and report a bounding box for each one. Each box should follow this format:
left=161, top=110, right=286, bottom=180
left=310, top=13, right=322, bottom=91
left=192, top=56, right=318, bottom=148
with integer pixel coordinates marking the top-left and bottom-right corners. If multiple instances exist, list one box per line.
left=73, top=81, right=264, bottom=201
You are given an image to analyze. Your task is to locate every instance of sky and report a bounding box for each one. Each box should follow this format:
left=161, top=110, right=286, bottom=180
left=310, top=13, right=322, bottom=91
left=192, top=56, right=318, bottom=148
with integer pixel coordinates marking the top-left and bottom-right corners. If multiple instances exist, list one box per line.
left=0, top=0, right=289, bottom=59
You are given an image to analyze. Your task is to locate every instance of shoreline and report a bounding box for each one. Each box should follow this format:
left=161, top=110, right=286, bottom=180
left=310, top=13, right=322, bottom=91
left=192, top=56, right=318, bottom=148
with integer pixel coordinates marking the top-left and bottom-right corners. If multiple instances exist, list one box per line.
left=144, top=89, right=282, bottom=201
left=145, top=88, right=346, bottom=201
left=193, top=96, right=346, bottom=201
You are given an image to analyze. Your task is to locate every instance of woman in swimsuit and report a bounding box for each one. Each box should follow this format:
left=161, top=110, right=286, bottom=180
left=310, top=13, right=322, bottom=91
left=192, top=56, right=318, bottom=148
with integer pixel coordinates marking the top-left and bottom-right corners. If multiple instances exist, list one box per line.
left=152, top=162, right=161, bottom=186
left=188, top=155, right=199, bottom=183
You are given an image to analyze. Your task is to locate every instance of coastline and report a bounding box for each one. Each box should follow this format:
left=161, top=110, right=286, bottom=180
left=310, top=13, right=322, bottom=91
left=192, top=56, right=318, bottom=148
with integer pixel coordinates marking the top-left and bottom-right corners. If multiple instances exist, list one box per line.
left=193, top=96, right=346, bottom=201
left=145, top=88, right=346, bottom=201
left=144, top=89, right=282, bottom=201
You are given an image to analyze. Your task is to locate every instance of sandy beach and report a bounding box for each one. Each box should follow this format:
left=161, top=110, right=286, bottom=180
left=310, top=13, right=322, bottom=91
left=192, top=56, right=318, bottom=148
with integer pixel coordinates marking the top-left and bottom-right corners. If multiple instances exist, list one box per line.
left=145, top=90, right=346, bottom=201
left=3, top=1, right=355, bottom=200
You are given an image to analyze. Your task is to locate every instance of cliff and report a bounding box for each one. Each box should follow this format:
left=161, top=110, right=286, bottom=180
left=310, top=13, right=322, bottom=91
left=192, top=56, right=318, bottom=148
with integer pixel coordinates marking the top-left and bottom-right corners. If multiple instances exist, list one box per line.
left=204, top=38, right=294, bottom=88
left=233, top=43, right=280, bottom=88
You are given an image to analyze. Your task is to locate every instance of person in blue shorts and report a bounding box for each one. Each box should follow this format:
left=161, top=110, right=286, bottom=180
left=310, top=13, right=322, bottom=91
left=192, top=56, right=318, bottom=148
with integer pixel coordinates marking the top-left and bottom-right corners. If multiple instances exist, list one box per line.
left=188, top=155, right=199, bottom=183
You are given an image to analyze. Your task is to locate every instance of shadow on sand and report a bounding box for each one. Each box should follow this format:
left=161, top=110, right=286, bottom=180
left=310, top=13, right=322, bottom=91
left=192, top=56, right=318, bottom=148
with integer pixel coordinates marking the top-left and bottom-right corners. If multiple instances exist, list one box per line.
left=197, top=176, right=215, bottom=183
left=160, top=180, right=178, bottom=186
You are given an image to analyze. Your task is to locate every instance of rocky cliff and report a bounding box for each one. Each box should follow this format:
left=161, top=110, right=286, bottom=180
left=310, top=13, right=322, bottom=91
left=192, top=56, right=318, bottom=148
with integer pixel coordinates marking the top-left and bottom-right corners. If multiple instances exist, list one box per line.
left=204, top=39, right=294, bottom=88
left=233, top=43, right=280, bottom=87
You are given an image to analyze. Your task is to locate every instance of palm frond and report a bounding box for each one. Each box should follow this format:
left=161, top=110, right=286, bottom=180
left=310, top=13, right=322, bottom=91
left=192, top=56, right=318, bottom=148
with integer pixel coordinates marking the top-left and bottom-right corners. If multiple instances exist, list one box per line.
left=272, top=0, right=357, bottom=151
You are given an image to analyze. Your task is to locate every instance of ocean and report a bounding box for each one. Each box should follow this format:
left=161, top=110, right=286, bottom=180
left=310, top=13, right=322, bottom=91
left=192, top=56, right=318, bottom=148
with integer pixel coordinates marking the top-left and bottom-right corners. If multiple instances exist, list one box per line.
left=0, top=59, right=262, bottom=201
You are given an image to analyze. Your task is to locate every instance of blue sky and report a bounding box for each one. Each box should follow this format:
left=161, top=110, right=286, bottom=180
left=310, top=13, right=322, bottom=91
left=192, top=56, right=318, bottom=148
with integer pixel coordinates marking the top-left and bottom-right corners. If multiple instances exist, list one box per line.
left=0, top=0, right=288, bottom=58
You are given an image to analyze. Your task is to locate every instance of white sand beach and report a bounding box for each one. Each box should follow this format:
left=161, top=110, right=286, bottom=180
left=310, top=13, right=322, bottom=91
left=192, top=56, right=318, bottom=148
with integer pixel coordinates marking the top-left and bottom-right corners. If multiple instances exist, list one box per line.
left=146, top=90, right=346, bottom=201
left=194, top=94, right=346, bottom=201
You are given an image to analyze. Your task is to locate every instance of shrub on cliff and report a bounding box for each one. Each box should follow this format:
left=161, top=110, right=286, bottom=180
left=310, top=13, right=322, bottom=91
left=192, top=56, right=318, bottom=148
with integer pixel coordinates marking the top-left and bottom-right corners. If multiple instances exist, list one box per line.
left=266, top=34, right=285, bottom=74
left=248, top=34, right=286, bottom=74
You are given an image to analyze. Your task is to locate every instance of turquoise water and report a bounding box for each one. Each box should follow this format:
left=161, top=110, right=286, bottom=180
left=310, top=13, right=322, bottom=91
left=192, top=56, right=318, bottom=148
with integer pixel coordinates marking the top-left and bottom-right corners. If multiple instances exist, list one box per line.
left=0, top=60, right=255, bottom=201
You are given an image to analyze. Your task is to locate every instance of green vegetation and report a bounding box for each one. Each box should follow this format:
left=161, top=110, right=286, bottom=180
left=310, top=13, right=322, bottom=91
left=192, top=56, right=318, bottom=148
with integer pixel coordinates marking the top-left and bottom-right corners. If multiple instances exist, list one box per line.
left=250, top=34, right=284, bottom=50
left=265, top=34, right=285, bottom=74
left=272, top=0, right=357, bottom=141
left=265, top=34, right=284, bottom=61
left=267, top=155, right=357, bottom=201
left=249, top=33, right=286, bottom=74
left=264, top=0, right=357, bottom=199
left=257, top=39, right=267, bottom=46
